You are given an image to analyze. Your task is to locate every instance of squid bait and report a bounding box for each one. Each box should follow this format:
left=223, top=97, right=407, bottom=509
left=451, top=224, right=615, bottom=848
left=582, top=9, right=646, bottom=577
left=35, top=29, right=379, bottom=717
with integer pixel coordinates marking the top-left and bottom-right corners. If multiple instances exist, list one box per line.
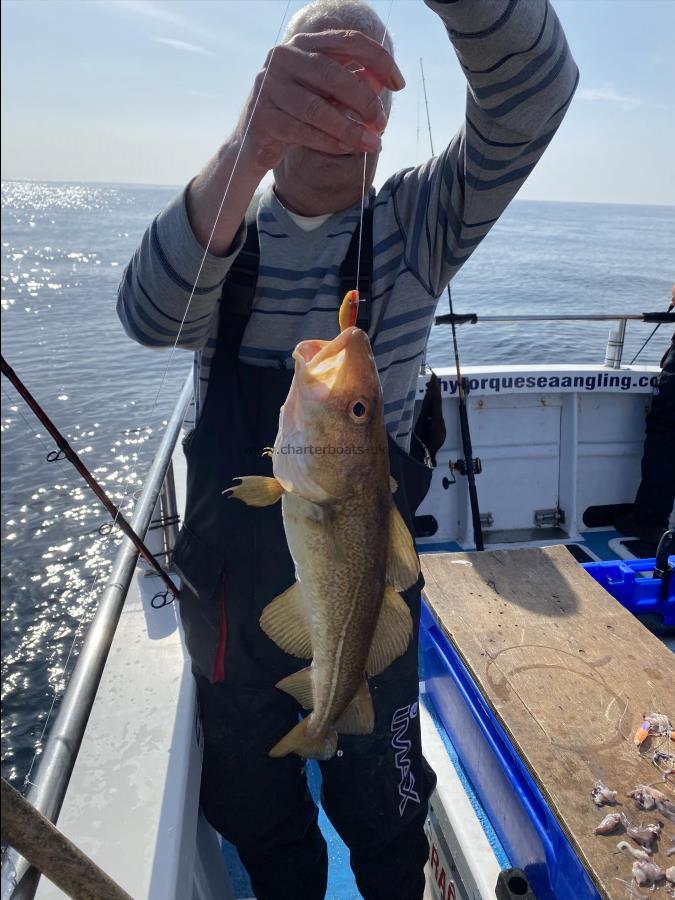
left=591, top=780, right=618, bottom=806
left=593, top=812, right=622, bottom=835
left=615, top=841, right=651, bottom=861
left=631, top=859, right=664, bottom=887
left=628, top=785, right=675, bottom=823
left=619, top=813, right=663, bottom=851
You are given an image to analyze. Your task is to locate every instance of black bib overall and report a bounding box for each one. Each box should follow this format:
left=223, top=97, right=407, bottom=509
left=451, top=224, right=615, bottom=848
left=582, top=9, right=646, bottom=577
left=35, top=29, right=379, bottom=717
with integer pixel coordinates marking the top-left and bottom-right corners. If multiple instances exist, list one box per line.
left=172, top=209, right=436, bottom=900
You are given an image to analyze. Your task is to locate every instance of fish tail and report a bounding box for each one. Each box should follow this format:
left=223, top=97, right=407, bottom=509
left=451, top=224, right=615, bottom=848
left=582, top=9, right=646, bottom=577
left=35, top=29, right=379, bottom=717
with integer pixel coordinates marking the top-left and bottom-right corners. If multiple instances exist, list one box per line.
left=269, top=717, right=337, bottom=760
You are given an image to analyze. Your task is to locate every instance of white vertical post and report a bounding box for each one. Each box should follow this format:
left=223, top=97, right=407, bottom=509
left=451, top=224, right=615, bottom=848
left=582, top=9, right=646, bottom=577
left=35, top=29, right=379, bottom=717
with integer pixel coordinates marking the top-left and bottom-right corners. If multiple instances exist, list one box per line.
left=604, top=320, right=627, bottom=368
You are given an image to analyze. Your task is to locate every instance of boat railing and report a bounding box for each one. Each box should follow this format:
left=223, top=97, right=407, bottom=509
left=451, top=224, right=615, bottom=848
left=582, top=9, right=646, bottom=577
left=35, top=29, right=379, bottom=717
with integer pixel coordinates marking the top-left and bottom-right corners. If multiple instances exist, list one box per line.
left=0, top=372, right=194, bottom=900
left=428, top=311, right=673, bottom=375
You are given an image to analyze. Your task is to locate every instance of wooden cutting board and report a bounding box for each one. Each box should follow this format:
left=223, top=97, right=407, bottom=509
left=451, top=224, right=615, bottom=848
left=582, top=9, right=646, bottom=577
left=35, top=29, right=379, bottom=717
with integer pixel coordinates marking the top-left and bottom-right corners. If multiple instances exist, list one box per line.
left=421, top=545, right=675, bottom=899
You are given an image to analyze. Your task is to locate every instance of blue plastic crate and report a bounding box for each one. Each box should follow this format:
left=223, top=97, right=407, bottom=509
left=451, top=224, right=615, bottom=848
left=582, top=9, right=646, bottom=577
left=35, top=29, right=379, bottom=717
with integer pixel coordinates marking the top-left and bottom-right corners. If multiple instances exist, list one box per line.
left=420, top=602, right=602, bottom=900
left=582, top=556, right=675, bottom=628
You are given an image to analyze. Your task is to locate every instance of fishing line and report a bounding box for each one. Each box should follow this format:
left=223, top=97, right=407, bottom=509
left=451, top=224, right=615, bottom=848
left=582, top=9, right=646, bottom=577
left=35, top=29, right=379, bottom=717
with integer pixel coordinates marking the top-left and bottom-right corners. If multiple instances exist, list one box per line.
left=354, top=0, right=395, bottom=295
left=90, top=2, right=296, bottom=607
left=152, top=0, right=293, bottom=410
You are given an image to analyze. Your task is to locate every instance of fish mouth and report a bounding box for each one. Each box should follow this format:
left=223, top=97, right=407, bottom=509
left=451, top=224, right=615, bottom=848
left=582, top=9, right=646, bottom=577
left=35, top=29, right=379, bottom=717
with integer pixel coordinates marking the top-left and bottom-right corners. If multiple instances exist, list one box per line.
left=294, top=326, right=366, bottom=371
left=292, top=327, right=373, bottom=394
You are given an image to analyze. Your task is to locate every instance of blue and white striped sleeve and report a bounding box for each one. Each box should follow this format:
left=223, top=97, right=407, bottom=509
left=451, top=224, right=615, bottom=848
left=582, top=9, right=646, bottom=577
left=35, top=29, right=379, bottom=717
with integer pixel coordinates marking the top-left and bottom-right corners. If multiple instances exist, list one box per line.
left=117, top=188, right=245, bottom=350
left=393, top=0, right=579, bottom=297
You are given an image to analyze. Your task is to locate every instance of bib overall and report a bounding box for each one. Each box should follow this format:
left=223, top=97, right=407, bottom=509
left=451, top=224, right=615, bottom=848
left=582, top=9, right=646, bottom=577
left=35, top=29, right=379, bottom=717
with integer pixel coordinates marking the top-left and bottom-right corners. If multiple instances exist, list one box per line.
left=172, top=209, right=436, bottom=900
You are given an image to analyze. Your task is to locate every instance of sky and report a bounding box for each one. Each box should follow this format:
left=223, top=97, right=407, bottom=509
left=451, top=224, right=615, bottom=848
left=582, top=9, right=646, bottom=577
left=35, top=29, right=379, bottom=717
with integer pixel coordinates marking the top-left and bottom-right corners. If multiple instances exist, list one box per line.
left=1, top=0, right=674, bottom=205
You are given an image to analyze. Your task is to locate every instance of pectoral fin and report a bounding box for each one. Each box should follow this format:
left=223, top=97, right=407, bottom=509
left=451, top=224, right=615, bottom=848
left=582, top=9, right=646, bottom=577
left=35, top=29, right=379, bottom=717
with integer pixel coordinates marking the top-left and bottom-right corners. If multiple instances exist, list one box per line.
left=260, top=582, right=313, bottom=659
left=334, top=680, right=374, bottom=735
left=366, top=585, right=413, bottom=677
left=275, top=666, right=314, bottom=709
left=386, top=504, right=420, bottom=592
left=224, top=476, right=284, bottom=507
left=269, top=717, right=337, bottom=760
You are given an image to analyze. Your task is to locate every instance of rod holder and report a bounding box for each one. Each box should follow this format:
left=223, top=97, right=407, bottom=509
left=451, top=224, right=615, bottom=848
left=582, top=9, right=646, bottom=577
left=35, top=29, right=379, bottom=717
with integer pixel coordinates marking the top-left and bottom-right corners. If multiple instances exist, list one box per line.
left=495, top=868, right=536, bottom=899
left=604, top=319, right=627, bottom=369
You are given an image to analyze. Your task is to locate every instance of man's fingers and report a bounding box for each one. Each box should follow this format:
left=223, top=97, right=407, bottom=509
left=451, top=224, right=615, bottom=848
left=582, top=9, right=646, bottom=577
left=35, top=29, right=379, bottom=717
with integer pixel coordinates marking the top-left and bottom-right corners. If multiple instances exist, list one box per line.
left=264, top=108, right=368, bottom=156
left=273, top=43, right=388, bottom=132
left=268, top=80, right=381, bottom=152
left=290, top=30, right=405, bottom=91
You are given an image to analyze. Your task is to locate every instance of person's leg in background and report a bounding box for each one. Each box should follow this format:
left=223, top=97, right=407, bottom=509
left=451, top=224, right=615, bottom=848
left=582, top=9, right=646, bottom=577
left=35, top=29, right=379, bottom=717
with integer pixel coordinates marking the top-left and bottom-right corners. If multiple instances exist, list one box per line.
left=617, top=338, right=675, bottom=544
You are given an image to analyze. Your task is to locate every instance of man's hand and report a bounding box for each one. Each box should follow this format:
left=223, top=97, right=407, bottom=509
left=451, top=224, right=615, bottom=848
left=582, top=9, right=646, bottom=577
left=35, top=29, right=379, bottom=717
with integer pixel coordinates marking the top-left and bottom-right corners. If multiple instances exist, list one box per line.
left=239, top=30, right=405, bottom=173
left=187, top=30, right=404, bottom=256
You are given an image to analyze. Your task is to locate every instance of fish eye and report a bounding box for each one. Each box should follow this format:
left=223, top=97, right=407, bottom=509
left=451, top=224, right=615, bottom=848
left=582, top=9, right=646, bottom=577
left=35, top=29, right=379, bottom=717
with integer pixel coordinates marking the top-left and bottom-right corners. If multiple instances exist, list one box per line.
left=349, top=399, right=369, bottom=422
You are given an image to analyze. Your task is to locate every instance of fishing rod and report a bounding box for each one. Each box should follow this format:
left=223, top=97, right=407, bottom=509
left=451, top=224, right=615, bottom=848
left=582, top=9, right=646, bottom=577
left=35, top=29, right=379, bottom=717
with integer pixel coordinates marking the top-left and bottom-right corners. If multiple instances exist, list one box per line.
left=435, top=311, right=675, bottom=325
left=629, top=303, right=675, bottom=364
left=420, top=58, right=434, bottom=159
left=419, top=58, right=484, bottom=551
left=445, top=290, right=484, bottom=551
left=1, top=355, right=179, bottom=600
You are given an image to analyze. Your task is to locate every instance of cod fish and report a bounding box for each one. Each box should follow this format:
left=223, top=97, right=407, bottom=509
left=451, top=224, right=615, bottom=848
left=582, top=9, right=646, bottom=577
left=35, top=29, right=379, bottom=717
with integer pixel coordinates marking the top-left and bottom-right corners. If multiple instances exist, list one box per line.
left=227, top=325, right=420, bottom=760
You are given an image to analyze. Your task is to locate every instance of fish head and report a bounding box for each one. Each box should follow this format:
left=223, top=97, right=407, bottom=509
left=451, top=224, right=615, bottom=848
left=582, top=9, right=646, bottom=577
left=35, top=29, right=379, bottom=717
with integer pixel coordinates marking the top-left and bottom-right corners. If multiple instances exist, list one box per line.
left=274, top=327, right=387, bottom=499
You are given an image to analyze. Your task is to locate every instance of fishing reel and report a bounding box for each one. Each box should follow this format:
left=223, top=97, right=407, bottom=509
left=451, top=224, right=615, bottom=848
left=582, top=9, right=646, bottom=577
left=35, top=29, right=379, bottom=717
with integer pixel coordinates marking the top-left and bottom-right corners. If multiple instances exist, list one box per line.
left=442, top=456, right=482, bottom=489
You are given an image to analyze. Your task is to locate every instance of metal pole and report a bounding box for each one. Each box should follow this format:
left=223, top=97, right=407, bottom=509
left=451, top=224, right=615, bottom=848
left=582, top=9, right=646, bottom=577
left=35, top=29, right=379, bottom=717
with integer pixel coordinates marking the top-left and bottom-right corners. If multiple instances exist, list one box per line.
left=435, top=312, right=673, bottom=324
left=1, top=779, right=132, bottom=900
left=604, top=319, right=627, bottom=369
left=0, top=372, right=193, bottom=900
left=160, top=459, right=180, bottom=564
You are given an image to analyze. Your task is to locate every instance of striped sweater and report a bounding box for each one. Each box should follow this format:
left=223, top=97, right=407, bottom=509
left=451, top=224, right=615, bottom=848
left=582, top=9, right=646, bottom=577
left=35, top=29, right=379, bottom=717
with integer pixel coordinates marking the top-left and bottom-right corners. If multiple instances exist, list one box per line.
left=117, top=0, right=578, bottom=447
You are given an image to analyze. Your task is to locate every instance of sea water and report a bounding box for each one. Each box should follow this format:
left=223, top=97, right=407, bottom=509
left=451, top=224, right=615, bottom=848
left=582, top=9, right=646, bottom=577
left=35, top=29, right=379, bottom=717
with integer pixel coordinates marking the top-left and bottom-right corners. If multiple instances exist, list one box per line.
left=1, top=180, right=673, bottom=790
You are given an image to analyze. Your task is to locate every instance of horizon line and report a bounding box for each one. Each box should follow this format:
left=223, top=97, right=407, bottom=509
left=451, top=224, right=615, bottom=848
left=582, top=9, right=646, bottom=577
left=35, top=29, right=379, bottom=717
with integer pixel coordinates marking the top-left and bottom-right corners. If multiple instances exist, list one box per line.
left=1, top=176, right=674, bottom=211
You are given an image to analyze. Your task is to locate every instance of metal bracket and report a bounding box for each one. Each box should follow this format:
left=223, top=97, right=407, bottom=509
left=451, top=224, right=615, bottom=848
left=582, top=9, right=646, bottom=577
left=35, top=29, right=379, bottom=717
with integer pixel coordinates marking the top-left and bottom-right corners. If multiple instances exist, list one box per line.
left=534, top=507, right=565, bottom=528
left=451, top=457, right=482, bottom=477
left=479, top=512, right=494, bottom=528
left=434, top=312, right=478, bottom=327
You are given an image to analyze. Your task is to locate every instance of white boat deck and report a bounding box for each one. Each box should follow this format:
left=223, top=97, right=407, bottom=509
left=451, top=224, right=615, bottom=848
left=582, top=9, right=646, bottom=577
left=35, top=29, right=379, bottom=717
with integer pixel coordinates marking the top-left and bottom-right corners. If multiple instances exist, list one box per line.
left=35, top=442, right=232, bottom=900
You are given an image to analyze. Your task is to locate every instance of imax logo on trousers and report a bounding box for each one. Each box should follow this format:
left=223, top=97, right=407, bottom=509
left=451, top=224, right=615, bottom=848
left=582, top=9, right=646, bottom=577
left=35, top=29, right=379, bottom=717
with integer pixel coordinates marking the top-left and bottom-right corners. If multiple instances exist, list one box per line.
left=391, top=702, right=420, bottom=816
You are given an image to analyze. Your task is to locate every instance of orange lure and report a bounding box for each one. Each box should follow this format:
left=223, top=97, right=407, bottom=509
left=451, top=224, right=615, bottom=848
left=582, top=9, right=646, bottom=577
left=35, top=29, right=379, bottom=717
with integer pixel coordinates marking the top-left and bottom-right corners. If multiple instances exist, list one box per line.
left=338, top=290, right=360, bottom=332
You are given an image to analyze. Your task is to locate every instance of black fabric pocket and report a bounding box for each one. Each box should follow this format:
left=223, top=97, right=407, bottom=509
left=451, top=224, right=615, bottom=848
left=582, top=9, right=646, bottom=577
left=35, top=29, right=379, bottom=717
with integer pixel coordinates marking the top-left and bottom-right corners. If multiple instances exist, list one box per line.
left=172, top=523, right=225, bottom=602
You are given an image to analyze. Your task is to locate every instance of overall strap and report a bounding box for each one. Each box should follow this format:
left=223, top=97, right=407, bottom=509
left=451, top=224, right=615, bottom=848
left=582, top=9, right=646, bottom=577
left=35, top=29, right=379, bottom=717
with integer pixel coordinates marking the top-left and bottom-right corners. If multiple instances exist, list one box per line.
left=221, top=202, right=261, bottom=317
left=220, top=200, right=374, bottom=332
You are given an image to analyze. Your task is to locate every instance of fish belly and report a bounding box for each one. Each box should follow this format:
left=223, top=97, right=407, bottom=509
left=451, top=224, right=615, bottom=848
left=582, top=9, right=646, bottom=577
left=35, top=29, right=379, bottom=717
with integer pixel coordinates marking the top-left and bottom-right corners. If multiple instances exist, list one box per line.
left=282, top=492, right=387, bottom=731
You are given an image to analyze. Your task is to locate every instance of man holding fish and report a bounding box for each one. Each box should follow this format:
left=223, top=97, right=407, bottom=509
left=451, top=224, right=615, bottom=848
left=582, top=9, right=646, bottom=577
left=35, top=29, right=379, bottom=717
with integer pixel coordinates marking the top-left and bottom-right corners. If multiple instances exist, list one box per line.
left=118, top=1, right=578, bottom=897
